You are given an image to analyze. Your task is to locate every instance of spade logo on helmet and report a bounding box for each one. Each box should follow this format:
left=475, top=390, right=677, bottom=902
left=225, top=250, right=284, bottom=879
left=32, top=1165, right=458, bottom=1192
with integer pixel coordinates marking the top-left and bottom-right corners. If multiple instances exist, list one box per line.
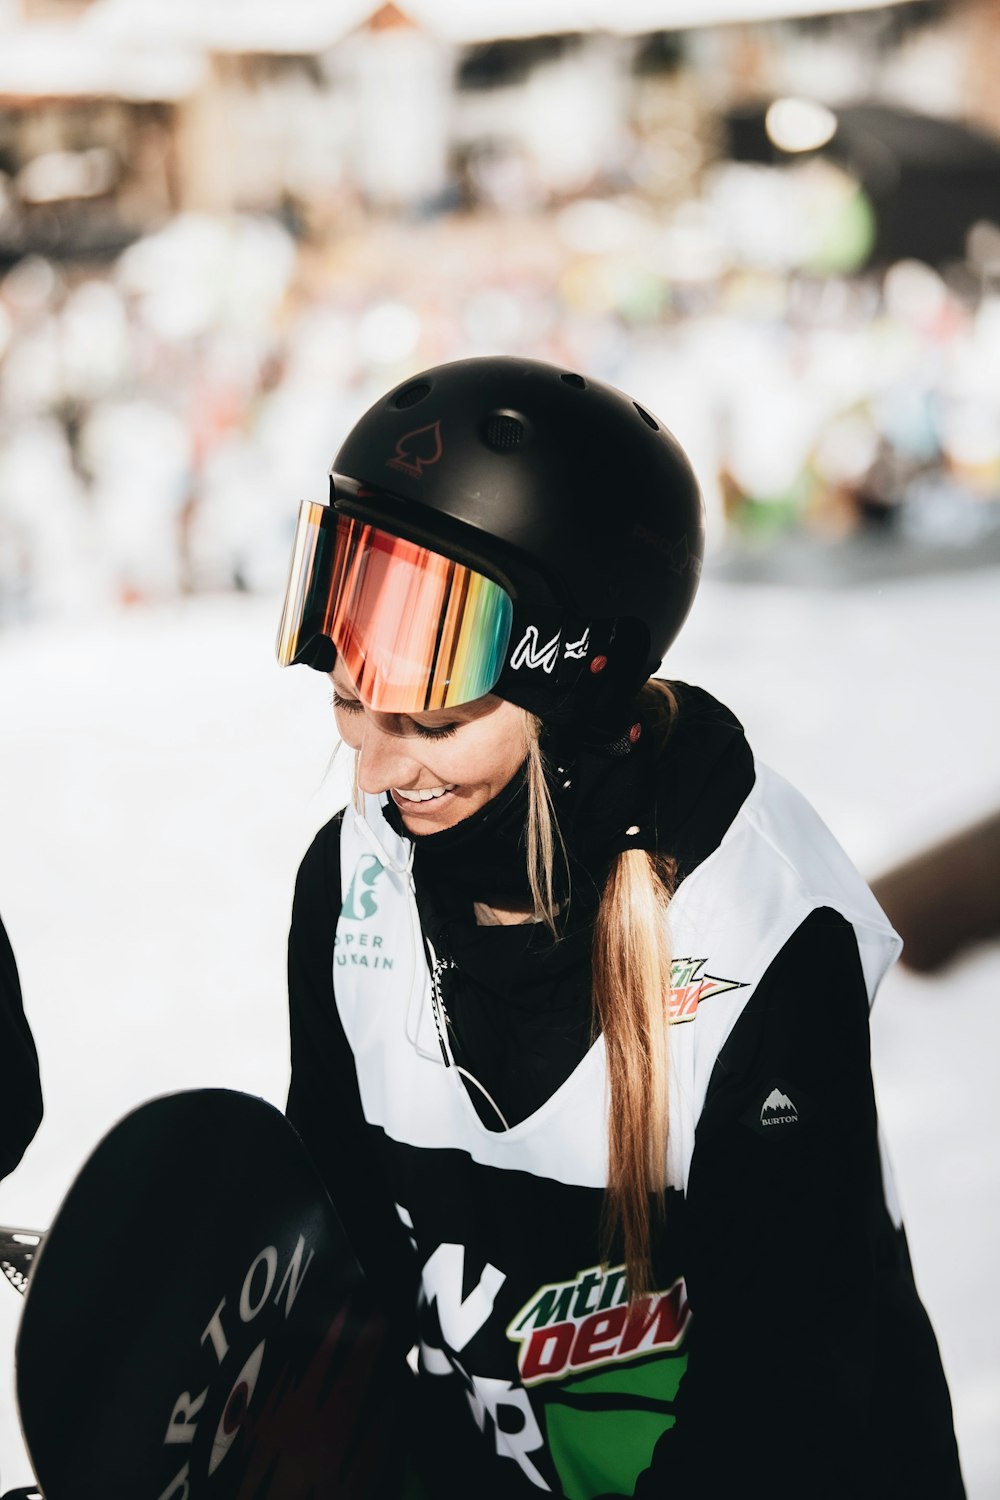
left=387, top=420, right=444, bottom=479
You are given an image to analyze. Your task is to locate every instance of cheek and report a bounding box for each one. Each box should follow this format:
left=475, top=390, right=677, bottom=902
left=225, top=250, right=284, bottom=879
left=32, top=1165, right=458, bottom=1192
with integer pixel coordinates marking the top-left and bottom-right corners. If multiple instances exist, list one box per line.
left=495, top=737, right=527, bottom=785
left=455, top=722, right=525, bottom=791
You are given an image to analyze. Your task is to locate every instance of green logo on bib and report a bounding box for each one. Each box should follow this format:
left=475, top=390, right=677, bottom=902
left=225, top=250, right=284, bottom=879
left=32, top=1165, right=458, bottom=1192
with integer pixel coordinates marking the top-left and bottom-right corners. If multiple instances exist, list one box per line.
left=337, top=854, right=395, bottom=970
left=341, top=854, right=384, bottom=920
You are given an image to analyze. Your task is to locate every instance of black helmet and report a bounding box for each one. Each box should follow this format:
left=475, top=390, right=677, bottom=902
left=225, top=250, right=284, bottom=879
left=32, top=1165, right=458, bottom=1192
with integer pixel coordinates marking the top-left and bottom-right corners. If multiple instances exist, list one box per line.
left=281, top=355, right=704, bottom=732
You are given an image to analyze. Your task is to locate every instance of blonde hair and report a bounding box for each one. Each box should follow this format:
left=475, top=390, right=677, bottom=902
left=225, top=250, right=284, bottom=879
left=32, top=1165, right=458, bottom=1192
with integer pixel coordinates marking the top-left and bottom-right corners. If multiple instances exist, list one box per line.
left=523, top=717, right=568, bottom=938
left=524, top=679, right=678, bottom=1296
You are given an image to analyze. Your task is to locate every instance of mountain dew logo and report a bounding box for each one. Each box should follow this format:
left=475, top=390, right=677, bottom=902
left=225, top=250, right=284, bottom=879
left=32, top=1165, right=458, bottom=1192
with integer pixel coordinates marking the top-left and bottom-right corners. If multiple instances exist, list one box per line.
left=507, top=1264, right=689, bottom=1387
left=508, top=1266, right=690, bottom=1500
left=668, top=957, right=745, bottom=1023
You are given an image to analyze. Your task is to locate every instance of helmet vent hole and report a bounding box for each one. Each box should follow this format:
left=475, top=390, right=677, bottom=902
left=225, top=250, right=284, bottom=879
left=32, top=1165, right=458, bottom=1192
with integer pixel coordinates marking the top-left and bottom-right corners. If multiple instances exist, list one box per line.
left=634, top=402, right=658, bottom=431
left=394, top=382, right=430, bottom=410
left=560, top=372, right=587, bottom=389
left=483, top=414, right=525, bottom=452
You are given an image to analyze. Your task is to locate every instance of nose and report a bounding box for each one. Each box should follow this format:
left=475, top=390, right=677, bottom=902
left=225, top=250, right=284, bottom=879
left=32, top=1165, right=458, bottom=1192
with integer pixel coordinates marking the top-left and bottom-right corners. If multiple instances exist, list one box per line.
left=355, top=714, right=420, bottom=796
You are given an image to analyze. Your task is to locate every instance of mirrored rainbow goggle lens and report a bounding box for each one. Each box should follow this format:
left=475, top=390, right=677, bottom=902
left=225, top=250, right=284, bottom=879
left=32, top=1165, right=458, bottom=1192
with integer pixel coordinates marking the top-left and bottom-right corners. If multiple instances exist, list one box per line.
left=276, top=502, right=514, bottom=712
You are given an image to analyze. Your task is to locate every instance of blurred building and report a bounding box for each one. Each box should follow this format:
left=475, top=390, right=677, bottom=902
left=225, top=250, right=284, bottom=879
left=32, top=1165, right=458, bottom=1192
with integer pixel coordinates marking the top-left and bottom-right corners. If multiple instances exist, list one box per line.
left=2, top=0, right=997, bottom=235
left=0, top=0, right=998, bottom=621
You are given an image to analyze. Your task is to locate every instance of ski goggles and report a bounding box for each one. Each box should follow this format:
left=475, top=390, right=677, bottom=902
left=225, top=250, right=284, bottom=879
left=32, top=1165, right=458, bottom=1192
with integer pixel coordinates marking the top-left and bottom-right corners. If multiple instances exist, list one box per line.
left=276, top=501, right=514, bottom=712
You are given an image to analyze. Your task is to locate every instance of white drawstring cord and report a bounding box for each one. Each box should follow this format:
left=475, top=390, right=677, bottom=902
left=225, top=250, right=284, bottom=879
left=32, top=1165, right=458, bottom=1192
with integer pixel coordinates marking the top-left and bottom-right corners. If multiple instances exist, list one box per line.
left=355, top=801, right=416, bottom=880
left=425, top=936, right=511, bottom=1132
left=353, top=801, right=510, bottom=1132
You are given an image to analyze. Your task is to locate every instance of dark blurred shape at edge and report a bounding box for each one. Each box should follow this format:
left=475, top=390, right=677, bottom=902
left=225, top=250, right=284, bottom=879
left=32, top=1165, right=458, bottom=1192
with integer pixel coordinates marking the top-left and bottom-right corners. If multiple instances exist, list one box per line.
left=724, top=100, right=1000, bottom=267
left=872, top=809, right=1000, bottom=973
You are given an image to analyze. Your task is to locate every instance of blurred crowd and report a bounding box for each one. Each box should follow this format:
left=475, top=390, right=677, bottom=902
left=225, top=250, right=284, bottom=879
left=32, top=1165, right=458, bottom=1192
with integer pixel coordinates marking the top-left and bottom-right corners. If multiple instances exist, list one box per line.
left=1, top=162, right=999, bottom=626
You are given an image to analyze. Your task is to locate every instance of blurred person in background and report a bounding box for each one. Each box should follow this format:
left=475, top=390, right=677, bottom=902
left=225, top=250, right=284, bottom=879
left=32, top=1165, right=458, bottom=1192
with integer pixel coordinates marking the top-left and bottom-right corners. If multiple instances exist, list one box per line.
left=0, top=913, right=42, bottom=1185
left=277, top=357, right=963, bottom=1498
left=872, top=808, right=1000, bottom=974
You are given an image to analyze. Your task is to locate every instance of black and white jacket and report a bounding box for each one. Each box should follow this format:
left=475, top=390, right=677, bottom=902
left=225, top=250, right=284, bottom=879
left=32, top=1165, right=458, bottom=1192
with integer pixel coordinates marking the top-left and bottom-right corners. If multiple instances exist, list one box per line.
left=287, top=687, right=964, bottom=1498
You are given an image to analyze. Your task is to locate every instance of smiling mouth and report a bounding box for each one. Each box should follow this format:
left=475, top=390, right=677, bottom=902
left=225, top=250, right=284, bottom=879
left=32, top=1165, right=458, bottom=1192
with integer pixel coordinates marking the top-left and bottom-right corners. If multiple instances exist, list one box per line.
left=392, top=784, right=457, bottom=804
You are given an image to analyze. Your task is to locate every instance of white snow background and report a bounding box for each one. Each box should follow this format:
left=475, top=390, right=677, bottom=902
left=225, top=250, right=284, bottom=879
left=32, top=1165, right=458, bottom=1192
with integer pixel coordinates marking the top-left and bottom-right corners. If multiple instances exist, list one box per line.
left=0, top=569, right=997, bottom=1493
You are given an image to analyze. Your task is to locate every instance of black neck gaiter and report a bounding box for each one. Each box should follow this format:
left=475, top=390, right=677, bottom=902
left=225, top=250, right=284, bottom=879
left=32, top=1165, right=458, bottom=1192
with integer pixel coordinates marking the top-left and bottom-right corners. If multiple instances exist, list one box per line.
left=382, top=765, right=537, bottom=911
left=380, top=721, right=658, bottom=922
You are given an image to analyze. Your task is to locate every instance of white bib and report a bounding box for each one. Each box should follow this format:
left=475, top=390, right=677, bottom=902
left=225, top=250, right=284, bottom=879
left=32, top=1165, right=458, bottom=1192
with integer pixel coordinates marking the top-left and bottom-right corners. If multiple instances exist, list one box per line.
left=333, top=763, right=901, bottom=1197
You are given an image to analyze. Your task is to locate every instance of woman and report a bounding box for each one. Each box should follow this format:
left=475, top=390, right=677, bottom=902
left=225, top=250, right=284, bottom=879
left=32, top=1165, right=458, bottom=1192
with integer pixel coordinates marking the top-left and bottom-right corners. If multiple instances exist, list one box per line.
left=278, top=357, right=963, bottom=1498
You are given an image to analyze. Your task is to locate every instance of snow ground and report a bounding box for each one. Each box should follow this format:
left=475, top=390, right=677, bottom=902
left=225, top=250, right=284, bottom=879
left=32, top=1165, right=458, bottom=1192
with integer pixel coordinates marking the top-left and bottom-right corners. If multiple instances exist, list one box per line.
left=0, top=569, right=997, bottom=1494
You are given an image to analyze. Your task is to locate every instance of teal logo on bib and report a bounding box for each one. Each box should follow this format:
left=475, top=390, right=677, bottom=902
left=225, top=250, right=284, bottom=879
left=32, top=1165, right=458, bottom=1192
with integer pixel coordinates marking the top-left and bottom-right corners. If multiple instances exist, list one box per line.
left=341, top=854, right=384, bottom=920
left=337, top=855, right=395, bottom=970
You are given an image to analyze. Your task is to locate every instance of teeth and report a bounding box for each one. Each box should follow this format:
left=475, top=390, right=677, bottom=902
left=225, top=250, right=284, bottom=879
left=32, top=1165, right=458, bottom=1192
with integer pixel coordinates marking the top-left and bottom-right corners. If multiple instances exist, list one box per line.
left=394, top=785, right=456, bottom=803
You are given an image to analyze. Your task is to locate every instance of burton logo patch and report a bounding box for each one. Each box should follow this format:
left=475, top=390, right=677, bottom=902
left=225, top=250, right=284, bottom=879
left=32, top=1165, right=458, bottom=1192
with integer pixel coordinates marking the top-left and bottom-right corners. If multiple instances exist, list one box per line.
left=760, top=1087, right=798, bottom=1127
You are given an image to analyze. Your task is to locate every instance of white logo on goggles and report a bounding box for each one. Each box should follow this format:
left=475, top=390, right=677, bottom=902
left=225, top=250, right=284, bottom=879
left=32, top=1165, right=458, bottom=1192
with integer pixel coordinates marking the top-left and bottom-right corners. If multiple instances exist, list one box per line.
left=509, top=626, right=559, bottom=674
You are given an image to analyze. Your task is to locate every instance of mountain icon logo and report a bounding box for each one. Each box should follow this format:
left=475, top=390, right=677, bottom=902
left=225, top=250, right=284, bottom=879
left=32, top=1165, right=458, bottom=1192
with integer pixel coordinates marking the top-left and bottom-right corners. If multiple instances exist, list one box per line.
left=760, top=1087, right=798, bottom=1127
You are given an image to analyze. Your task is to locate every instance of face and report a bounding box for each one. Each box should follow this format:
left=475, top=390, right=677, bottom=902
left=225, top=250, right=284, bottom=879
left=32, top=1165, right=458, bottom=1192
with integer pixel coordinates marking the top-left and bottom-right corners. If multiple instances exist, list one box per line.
left=330, top=662, right=528, bottom=834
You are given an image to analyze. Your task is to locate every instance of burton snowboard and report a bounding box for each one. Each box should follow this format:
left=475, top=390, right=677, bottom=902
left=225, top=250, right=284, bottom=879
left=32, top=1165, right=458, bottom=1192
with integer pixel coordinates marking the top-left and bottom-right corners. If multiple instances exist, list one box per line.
left=11, top=1090, right=403, bottom=1499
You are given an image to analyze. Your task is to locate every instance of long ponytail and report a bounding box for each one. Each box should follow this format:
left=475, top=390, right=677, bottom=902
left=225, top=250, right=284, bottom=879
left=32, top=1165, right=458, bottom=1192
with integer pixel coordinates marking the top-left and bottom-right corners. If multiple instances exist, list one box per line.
left=592, top=845, right=675, bottom=1293
left=524, top=678, right=679, bottom=1296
